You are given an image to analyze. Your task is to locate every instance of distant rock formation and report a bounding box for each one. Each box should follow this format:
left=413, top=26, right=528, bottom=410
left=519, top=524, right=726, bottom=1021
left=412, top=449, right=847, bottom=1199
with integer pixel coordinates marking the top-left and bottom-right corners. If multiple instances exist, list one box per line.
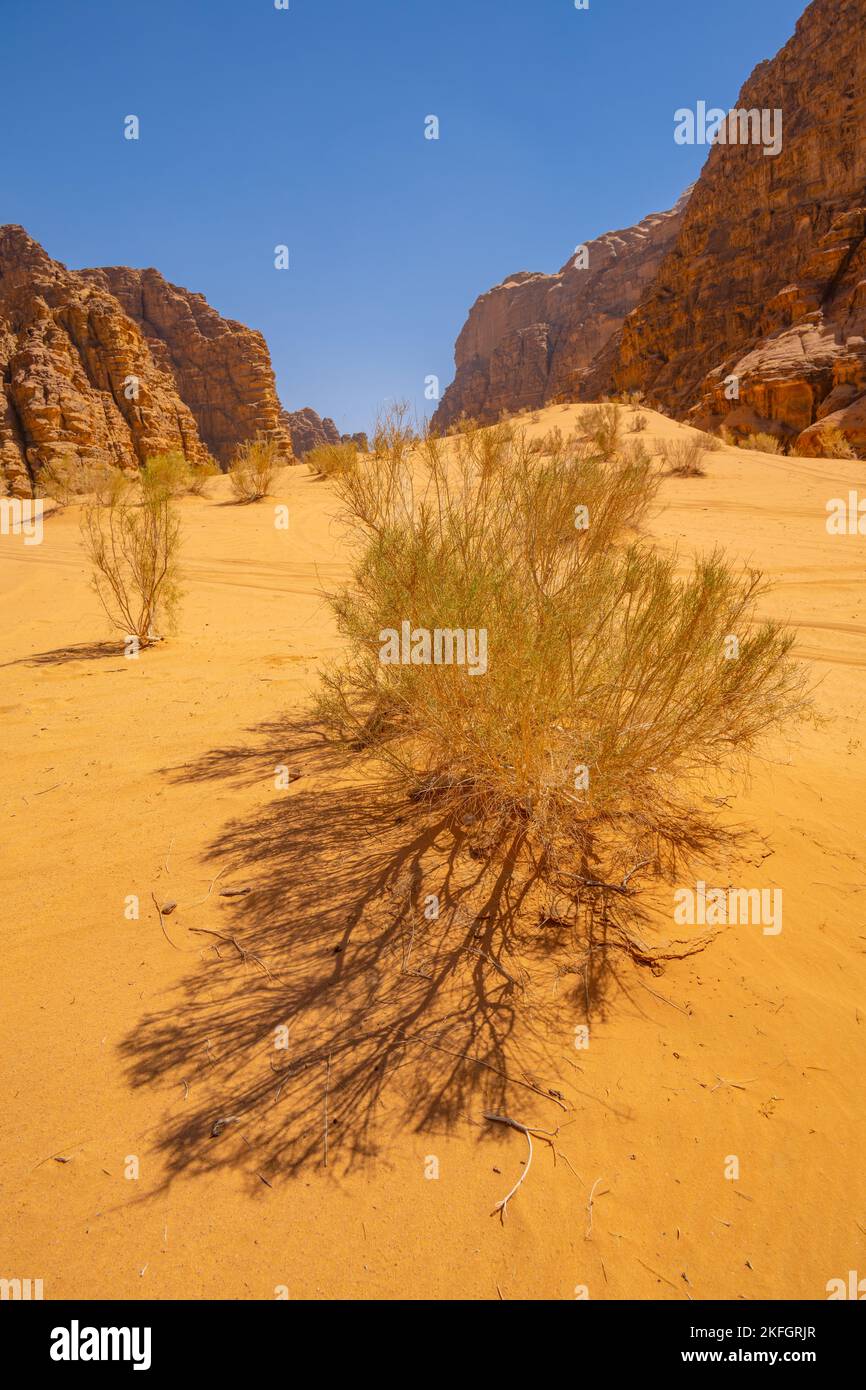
left=0, top=226, right=292, bottom=497
left=431, top=192, right=690, bottom=432
left=607, top=0, right=866, bottom=450
left=281, top=407, right=341, bottom=457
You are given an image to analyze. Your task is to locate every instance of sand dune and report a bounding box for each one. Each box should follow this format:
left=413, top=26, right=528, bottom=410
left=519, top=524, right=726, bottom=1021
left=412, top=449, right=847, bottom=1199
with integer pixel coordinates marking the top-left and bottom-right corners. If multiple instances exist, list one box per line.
left=1, top=406, right=864, bottom=1300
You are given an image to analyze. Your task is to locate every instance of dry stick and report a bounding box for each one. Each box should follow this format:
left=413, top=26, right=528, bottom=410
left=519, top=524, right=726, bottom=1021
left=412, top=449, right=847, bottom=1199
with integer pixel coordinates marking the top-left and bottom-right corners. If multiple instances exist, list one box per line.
left=151, top=891, right=184, bottom=953
left=485, top=1113, right=560, bottom=1222
left=586, top=1176, right=605, bottom=1239
left=164, top=835, right=175, bottom=877
left=183, top=867, right=227, bottom=910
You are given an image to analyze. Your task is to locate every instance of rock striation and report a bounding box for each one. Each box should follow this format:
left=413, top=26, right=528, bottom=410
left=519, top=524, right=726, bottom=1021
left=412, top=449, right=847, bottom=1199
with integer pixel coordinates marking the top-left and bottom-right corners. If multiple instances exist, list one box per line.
left=0, top=226, right=292, bottom=497
left=431, top=193, right=690, bottom=432
left=608, top=0, right=866, bottom=449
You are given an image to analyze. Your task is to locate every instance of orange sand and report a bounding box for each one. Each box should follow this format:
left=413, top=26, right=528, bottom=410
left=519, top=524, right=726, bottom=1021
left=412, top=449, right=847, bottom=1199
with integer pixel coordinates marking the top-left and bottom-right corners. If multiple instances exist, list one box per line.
left=1, top=406, right=864, bottom=1300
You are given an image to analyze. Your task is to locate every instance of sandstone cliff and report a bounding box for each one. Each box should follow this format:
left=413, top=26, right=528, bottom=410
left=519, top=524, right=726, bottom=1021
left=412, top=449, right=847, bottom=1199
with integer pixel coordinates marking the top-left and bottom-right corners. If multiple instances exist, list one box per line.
left=431, top=193, right=690, bottom=431
left=80, top=265, right=292, bottom=466
left=609, top=0, right=866, bottom=449
left=0, top=227, right=292, bottom=497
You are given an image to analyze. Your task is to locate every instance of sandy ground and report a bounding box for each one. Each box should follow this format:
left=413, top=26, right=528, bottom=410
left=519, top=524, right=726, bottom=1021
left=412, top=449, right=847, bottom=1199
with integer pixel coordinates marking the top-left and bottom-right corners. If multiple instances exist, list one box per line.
left=1, top=405, right=865, bottom=1301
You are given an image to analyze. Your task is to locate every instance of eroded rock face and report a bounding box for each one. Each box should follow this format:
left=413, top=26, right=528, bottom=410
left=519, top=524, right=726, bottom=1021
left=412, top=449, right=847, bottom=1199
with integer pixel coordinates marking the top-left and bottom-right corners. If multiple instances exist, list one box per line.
left=609, top=0, right=866, bottom=450
left=81, top=265, right=292, bottom=466
left=281, top=407, right=341, bottom=457
left=0, top=227, right=293, bottom=497
left=0, top=227, right=210, bottom=497
left=431, top=194, right=690, bottom=431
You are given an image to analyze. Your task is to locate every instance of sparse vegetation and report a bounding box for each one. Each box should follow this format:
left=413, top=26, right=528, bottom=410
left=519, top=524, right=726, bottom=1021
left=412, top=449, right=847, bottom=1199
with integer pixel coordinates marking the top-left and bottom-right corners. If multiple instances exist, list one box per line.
left=81, top=476, right=181, bottom=648
left=740, top=432, right=785, bottom=455
left=578, top=402, right=622, bottom=458
left=661, top=438, right=706, bottom=476
left=317, top=414, right=807, bottom=904
left=307, top=441, right=359, bottom=479
left=632, top=412, right=648, bottom=432
left=142, top=451, right=192, bottom=499
left=229, top=434, right=280, bottom=501
left=793, top=426, right=858, bottom=460
left=37, top=458, right=117, bottom=507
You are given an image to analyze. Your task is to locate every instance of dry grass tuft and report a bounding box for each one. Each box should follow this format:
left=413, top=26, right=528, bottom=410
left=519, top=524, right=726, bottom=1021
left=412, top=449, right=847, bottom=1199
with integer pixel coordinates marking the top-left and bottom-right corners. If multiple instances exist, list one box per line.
left=229, top=435, right=280, bottom=502
left=307, top=442, right=359, bottom=479
left=661, top=439, right=706, bottom=476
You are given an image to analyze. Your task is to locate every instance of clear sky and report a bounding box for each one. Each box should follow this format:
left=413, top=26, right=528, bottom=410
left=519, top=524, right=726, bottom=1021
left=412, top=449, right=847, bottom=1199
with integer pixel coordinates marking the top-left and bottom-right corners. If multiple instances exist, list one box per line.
left=4, top=0, right=807, bottom=436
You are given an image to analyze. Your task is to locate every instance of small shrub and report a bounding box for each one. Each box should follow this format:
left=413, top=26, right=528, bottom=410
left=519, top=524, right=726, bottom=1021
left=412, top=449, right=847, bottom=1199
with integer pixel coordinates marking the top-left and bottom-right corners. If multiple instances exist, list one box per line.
left=740, top=432, right=785, bottom=455
left=81, top=478, right=181, bottom=648
left=38, top=458, right=117, bottom=507
left=307, top=442, right=359, bottom=479
left=142, top=451, right=191, bottom=499
left=632, top=412, right=648, bottom=433
left=187, top=459, right=220, bottom=495
left=229, top=434, right=280, bottom=501
left=807, top=426, right=857, bottom=460
left=578, top=403, right=621, bottom=459
left=661, top=439, right=706, bottom=476
left=699, top=430, right=723, bottom=452
left=317, top=419, right=807, bottom=901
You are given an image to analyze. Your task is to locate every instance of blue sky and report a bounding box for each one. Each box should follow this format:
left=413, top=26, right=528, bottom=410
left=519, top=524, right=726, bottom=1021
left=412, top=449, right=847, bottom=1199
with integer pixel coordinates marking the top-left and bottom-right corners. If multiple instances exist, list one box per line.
left=3, top=0, right=806, bottom=436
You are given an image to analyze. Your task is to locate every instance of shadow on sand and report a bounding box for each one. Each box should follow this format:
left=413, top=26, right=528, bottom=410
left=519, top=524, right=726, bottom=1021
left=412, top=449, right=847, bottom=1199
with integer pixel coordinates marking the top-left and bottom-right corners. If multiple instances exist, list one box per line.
left=119, top=716, right=657, bottom=1189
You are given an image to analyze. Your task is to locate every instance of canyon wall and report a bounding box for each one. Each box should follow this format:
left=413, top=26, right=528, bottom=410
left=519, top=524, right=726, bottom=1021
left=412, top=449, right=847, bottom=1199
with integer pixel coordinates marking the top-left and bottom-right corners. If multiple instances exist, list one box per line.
left=431, top=193, right=690, bottom=432
left=609, top=0, right=866, bottom=448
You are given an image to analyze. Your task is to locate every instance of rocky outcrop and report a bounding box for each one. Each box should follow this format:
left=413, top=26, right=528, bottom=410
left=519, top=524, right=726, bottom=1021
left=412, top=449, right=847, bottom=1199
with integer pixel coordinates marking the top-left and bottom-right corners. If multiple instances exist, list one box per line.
left=609, top=0, right=866, bottom=450
left=79, top=265, right=292, bottom=466
left=432, top=193, right=690, bottom=431
left=0, top=227, right=292, bottom=497
left=281, top=406, right=341, bottom=457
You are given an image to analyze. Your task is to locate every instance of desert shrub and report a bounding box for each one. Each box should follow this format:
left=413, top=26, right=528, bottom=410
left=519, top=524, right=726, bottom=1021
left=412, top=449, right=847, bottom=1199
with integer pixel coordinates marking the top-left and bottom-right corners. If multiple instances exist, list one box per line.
left=632, top=412, right=648, bottom=432
left=661, top=438, right=706, bottom=476
left=187, top=459, right=220, bottom=495
left=699, top=430, right=723, bottom=452
left=317, top=420, right=806, bottom=894
left=38, top=458, right=117, bottom=507
left=307, top=442, right=359, bottom=479
left=142, top=451, right=191, bottom=499
left=578, top=403, right=621, bottom=458
left=795, top=427, right=858, bottom=460
left=740, top=432, right=785, bottom=455
left=229, top=434, right=280, bottom=501
left=81, top=477, right=181, bottom=648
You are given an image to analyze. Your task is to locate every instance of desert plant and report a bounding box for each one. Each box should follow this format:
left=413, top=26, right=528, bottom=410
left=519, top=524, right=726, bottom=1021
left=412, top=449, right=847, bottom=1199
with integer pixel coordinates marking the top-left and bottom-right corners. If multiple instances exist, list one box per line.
left=740, top=432, right=785, bottom=455
left=142, top=451, right=191, bottom=499
left=317, top=419, right=807, bottom=900
left=81, top=477, right=181, bottom=648
left=186, top=459, right=220, bottom=495
left=38, top=458, right=117, bottom=507
left=797, top=426, right=858, bottom=460
left=699, top=430, right=723, bottom=452
left=229, top=434, right=280, bottom=501
left=578, top=403, right=621, bottom=459
left=307, top=442, right=359, bottom=479
left=661, top=438, right=706, bottom=476
left=632, top=412, right=648, bottom=432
